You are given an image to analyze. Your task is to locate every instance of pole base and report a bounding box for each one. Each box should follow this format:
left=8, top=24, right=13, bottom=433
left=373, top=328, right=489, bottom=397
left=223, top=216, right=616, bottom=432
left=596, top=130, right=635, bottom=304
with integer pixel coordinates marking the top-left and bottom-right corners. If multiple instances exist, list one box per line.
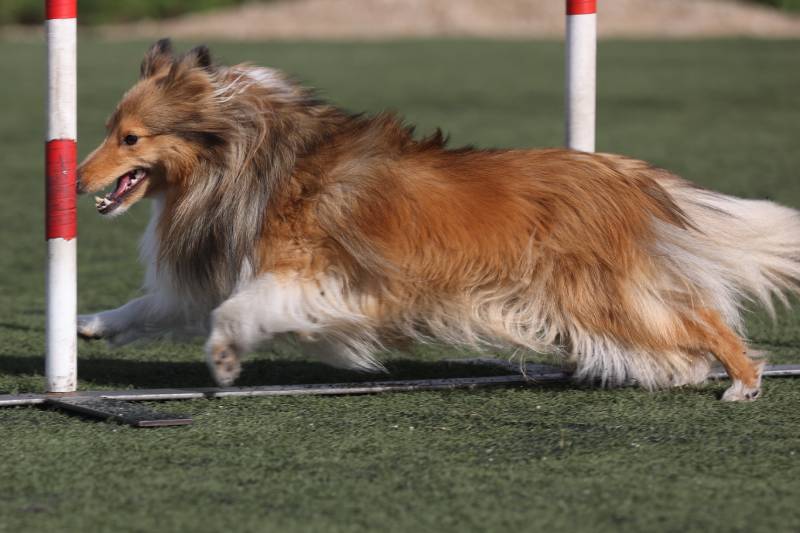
left=45, top=397, right=192, bottom=427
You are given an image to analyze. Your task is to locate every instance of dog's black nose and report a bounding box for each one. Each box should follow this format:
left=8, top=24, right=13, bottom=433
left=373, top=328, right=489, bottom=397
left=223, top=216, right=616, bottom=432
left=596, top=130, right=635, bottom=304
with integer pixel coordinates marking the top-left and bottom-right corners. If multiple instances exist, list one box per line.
left=76, top=179, right=85, bottom=195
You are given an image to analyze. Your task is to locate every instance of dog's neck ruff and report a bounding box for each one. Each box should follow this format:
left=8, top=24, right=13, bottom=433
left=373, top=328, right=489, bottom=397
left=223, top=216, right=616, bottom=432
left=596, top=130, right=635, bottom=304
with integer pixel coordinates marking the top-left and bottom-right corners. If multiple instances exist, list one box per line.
left=151, top=68, right=344, bottom=310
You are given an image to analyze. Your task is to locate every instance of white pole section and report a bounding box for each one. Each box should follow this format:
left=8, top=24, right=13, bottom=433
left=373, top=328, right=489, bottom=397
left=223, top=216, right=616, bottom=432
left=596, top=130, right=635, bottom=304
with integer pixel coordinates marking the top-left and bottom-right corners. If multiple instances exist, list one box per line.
left=45, top=0, right=78, bottom=393
left=565, top=0, right=597, bottom=152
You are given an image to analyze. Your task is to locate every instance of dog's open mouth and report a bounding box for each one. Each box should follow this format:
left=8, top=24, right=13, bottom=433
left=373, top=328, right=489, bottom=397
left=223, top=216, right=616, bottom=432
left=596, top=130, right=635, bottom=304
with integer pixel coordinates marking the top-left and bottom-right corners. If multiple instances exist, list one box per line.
left=95, top=169, right=148, bottom=214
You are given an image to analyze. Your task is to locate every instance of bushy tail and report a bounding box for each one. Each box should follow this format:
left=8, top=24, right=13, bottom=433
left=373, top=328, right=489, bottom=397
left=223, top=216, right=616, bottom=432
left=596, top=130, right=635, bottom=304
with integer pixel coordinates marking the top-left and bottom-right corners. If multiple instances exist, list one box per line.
left=659, top=179, right=800, bottom=329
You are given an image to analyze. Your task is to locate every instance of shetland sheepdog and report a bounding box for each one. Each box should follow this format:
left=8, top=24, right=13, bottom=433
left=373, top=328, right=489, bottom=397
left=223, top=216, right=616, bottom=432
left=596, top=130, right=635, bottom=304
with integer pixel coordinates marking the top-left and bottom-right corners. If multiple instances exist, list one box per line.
left=76, top=39, right=800, bottom=401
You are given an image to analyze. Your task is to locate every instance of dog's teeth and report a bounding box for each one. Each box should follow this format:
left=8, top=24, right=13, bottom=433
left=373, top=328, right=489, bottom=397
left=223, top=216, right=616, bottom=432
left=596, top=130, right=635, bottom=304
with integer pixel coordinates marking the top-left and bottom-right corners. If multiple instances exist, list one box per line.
left=95, top=195, right=112, bottom=210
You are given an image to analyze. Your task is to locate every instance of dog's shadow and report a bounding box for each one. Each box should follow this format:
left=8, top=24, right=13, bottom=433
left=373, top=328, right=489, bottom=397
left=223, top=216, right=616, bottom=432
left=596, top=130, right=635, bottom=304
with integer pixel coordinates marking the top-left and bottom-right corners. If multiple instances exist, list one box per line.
left=0, top=352, right=580, bottom=392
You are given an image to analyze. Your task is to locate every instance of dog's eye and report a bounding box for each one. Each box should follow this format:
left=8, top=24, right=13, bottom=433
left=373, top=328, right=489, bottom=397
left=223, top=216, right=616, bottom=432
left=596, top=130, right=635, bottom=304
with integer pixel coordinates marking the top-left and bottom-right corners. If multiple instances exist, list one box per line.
left=123, top=134, right=139, bottom=146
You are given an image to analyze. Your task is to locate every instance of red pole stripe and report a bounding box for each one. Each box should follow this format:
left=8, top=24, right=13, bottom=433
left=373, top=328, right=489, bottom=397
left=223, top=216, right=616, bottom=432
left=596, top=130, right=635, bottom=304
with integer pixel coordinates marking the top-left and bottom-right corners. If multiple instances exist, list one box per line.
left=567, top=0, right=596, bottom=15
left=46, top=0, right=77, bottom=20
left=46, top=140, right=77, bottom=240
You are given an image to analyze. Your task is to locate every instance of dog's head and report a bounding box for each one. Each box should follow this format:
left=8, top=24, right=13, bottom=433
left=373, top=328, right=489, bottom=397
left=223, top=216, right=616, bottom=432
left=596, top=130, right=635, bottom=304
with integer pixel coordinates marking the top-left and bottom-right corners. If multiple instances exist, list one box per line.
left=77, top=39, right=227, bottom=216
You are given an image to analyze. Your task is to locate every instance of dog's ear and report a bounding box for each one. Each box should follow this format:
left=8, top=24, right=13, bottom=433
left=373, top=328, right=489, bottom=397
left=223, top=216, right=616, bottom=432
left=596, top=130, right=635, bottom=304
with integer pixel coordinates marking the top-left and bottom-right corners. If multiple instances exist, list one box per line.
left=182, top=45, right=214, bottom=71
left=140, top=38, right=174, bottom=79
left=158, top=44, right=216, bottom=92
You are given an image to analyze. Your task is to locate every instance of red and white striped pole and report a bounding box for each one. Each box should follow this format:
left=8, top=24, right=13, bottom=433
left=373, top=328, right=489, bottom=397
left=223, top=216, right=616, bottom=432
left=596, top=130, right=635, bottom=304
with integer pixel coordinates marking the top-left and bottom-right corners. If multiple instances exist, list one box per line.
left=565, top=0, right=597, bottom=152
left=45, top=0, right=78, bottom=392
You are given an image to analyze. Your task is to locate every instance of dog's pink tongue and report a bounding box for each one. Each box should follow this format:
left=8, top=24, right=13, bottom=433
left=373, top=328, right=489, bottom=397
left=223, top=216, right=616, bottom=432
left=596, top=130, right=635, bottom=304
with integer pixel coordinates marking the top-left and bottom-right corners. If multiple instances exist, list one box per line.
left=111, top=174, right=131, bottom=200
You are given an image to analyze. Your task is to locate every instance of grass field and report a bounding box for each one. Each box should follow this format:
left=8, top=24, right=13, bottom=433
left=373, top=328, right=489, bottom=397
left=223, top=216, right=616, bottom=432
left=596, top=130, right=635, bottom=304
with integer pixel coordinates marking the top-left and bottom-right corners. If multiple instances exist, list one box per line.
left=1, top=39, right=800, bottom=533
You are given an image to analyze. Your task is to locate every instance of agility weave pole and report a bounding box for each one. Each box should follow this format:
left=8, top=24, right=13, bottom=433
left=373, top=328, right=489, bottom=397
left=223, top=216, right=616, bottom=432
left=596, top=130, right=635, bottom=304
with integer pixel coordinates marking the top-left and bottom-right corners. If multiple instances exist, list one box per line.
left=566, top=0, right=596, bottom=152
left=45, top=0, right=78, bottom=394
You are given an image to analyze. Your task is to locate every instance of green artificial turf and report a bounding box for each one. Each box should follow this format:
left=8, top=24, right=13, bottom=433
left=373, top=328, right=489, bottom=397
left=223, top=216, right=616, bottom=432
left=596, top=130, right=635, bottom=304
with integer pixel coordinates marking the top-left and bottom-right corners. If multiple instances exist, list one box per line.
left=1, top=39, right=799, bottom=533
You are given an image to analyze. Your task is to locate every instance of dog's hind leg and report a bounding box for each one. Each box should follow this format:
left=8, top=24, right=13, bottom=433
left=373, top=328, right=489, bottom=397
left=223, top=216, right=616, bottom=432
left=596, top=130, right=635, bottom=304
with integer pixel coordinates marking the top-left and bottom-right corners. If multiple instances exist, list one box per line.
left=684, top=309, right=763, bottom=401
left=205, top=273, right=374, bottom=386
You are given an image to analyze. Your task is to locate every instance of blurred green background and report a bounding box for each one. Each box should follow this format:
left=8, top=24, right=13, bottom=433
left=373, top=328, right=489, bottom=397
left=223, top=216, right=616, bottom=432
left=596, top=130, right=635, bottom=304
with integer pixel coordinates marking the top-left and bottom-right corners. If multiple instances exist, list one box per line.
left=756, top=0, right=800, bottom=11
left=0, top=0, right=798, bottom=26
left=0, top=0, right=271, bottom=25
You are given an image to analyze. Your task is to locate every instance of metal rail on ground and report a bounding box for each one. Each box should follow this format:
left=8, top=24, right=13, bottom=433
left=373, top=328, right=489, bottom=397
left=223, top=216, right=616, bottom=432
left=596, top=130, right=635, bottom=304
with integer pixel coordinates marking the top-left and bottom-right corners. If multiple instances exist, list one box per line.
left=2, top=363, right=800, bottom=427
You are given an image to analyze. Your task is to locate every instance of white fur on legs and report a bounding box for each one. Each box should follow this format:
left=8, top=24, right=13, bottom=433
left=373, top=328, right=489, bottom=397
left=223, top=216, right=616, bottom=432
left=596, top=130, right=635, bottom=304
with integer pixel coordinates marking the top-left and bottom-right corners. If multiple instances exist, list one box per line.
left=722, top=362, right=764, bottom=402
left=77, top=294, right=183, bottom=345
left=205, top=273, right=378, bottom=386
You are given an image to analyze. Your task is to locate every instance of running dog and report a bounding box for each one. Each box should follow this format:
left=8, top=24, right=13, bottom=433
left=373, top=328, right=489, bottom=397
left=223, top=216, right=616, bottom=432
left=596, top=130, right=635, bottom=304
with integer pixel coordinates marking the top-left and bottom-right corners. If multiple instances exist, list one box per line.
left=76, top=40, right=800, bottom=400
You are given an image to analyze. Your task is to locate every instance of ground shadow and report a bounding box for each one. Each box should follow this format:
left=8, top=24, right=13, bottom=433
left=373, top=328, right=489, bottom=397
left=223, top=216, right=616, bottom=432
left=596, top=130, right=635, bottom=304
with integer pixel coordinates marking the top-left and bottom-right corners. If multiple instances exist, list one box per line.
left=0, top=353, right=566, bottom=391
left=0, top=322, right=43, bottom=333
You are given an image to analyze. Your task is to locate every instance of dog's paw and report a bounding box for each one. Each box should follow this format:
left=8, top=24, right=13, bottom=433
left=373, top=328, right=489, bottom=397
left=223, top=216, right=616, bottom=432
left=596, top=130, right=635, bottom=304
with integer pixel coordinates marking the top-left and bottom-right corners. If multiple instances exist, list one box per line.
left=77, top=314, right=107, bottom=340
left=207, top=343, right=242, bottom=387
left=722, top=381, right=761, bottom=402
left=721, top=362, right=764, bottom=402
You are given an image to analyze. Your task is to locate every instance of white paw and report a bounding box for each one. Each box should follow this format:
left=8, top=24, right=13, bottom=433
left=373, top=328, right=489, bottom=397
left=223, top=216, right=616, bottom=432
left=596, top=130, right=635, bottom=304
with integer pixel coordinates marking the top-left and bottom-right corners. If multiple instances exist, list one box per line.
left=206, top=341, right=242, bottom=387
left=77, top=313, right=108, bottom=340
left=721, top=362, right=764, bottom=402
left=722, top=381, right=761, bottom=402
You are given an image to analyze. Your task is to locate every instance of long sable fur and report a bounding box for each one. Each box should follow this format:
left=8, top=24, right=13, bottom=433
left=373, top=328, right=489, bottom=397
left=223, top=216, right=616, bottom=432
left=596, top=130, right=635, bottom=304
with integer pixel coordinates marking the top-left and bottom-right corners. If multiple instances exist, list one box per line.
left=78, top=40, right=800, bottom=396
left=137, top=43, right=349, bottom=307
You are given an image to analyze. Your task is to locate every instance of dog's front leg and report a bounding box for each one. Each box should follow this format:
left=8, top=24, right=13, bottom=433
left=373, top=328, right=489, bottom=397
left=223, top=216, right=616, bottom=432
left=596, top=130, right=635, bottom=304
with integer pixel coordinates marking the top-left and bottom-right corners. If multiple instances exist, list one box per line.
left=204, top=276, right=293, bottom=386
left=205, top=274, right=355, bottom=386
left=78, top=295, right=177, bottom=346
